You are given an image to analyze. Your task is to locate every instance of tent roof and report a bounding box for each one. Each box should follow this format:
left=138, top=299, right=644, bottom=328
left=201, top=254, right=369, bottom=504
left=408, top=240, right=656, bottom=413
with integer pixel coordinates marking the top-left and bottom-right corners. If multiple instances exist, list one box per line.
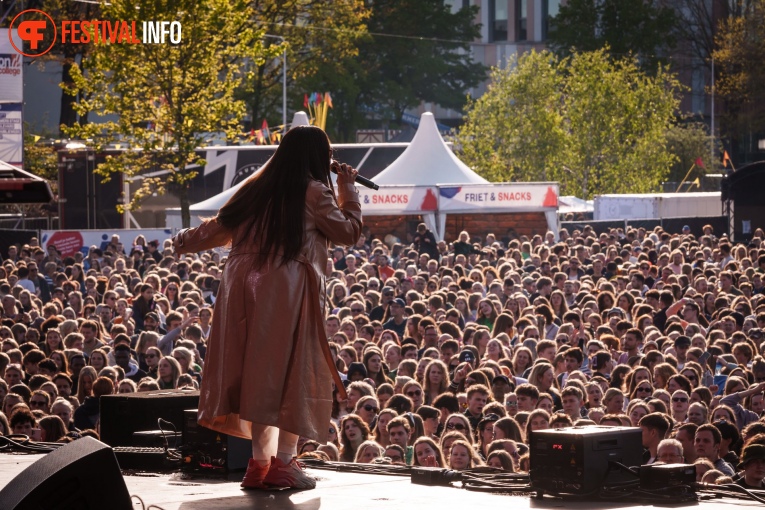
left=558, top=196, right=593, bottom=214
left=0, top=160, right=54, bottom=204
left=189, top=179, right=246, bottom=213
left=372, top=112, right=488, bottom=186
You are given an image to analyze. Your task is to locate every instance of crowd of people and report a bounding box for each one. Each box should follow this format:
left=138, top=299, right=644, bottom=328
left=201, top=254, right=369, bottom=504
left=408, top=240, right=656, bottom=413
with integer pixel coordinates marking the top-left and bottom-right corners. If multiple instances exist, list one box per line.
left=2, top=220, right=765, bottom=490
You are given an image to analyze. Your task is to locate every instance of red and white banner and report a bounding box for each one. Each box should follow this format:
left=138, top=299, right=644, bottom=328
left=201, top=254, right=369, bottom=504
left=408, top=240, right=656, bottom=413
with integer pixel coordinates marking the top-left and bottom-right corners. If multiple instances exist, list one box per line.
left=41, top=229, right=173, bottom=257
left=437, top=183, right=560, bottom=213
left=360, top=186, right=438, bottom=215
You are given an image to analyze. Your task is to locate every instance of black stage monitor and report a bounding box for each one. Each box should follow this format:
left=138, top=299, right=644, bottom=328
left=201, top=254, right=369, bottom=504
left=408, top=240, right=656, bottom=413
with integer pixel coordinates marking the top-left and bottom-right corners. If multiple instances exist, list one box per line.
left=529, top=425, right=642, bottom=496
left=100, top=389, right=199, bottom=447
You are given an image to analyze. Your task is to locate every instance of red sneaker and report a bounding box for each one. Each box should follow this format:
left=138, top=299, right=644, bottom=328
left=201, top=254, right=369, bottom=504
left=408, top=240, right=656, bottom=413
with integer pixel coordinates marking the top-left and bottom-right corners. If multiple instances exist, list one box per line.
left=263, top=456, right=316, bottom=490
left=241, top=459, right=270, bottom=489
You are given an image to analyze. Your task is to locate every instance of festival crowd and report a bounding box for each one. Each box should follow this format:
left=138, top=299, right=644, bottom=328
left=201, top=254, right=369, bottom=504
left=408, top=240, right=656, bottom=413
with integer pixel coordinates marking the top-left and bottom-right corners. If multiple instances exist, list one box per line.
left=2, top=221, right=765, bottom=490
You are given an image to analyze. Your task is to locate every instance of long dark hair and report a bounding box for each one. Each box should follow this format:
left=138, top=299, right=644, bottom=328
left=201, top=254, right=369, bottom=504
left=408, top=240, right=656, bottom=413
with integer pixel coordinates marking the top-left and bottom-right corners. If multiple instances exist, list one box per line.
left=217, top=126, right=334, bottom=268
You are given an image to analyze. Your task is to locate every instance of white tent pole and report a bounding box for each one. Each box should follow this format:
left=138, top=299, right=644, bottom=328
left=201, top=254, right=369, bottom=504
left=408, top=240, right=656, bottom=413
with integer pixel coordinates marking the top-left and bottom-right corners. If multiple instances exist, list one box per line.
left=545, top=210, right=560, bottom=242
left=438, top=213, right=447, bottom=242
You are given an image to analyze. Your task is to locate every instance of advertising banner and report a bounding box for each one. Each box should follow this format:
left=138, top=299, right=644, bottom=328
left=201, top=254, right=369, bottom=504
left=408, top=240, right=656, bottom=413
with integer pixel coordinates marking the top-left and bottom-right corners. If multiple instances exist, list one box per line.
left=0, top=103, right=22, bottom=165
left=360, top=186, right=438, bottom=215
left=0, top=29, right=23, bottom=103
left=41, top=228, right=174, bottom=257
left=438, top=183, right=560, bottom=213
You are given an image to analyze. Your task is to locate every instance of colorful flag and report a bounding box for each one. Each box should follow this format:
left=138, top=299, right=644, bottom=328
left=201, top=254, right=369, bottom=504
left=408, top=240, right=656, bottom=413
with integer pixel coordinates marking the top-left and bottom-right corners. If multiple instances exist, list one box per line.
left=303, top=94, right=309, bottom=108
left=309, top=92, right=317, bottom=105
left=325, top=92, right=333, bottom=108
left=316, top=92, right=323, bottom=105
left=723, top=151, right=732, bottom=168
left=694, top=157, right=704, bottom=168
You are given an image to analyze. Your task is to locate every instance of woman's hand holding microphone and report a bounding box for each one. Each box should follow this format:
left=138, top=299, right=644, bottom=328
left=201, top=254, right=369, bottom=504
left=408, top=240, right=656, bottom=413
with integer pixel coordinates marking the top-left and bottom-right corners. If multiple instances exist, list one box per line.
left=332, top=160, right=358, bottom=186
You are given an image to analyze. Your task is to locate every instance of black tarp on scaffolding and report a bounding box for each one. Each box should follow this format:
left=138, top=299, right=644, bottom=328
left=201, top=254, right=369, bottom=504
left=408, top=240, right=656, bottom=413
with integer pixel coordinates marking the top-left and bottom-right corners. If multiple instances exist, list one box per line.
left=722, top=161, right=765, bottom=242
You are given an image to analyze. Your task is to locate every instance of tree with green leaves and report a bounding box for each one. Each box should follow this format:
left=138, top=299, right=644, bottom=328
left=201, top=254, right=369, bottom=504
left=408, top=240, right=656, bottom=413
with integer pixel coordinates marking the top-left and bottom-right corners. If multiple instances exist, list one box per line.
left=548, top=0, right=678, bottom=71
left=63, top=0, right=277, bottom=228
left=240, top=0, right=369, bottom=128
left=455, top=49, right=681, bottom=199
left=23, top=130, right=58, bottom=188
left=316, top=0, right=485, bottom=141
left=714, top=0, right=765, bottom=146
left=453, top=51, right=565, bottom=183
left=665, top=122, right=721, bottom=186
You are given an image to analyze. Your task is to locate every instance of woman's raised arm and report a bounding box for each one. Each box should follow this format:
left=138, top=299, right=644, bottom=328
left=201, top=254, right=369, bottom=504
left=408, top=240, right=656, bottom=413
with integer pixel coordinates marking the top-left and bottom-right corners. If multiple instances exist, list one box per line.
left=172, top=218, right=232, bottom=255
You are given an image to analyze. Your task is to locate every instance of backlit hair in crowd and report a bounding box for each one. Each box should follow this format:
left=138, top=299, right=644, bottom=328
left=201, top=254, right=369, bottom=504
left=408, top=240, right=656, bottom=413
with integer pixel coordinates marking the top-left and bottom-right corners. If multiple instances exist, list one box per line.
left=422, top=359, right=450, bottom=398
left=137, top=378, right=161, bottom=392
left=118, top=379, right=137, bottom=393
left=448, top=439, right=483, bottom=469
left=487, top=450, right=515, bottom=472
left=710, top=404, right=738, bottom=429
left=653, top=363, right=677, bottom=389
left=493, top=416, right=523, bottom=443
left=76, top=366, right=98, bottom=404
left=172, top=347, right=195, bottom=372
left=441, top=413, right=472, bottom=442
left=353, top=440, right=385, bottom=463
left=339, top=414, right=370, bottom=462
left=374, top=408, right=398, bottom=445
left=524, top=409, right=551, bottom=443
left=135, top=331, right=160, bottom=355
left=158, top=356, right=182, bottom=389
left=412, top=436, right=445, bottom=467
left=528, top=362, right=557, bottom=393
left=38, top=415, right=67, bottom=442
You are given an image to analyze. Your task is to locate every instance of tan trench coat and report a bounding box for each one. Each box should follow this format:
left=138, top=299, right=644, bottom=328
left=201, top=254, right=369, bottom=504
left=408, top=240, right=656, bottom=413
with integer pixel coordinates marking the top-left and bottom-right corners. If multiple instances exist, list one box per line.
left=174, top=180, right=362, bottom=442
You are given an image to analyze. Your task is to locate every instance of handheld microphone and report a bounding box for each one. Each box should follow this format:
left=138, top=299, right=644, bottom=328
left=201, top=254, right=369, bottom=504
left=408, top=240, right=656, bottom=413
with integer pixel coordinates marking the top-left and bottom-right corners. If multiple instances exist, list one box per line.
left=331, top=160, right=379, bottom=190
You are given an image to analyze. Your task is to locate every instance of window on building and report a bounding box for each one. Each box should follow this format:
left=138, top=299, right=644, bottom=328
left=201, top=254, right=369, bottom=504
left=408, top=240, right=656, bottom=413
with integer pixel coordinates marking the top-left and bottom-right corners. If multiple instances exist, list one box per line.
left=489, top=0, right=508, bottom=42
left=445, top=0, right=470, bottom=13
left=447, top=0, right=470, bottom=10
left=542, top=0, right=560, bottom=40
left=516, top=0, right=527, bottom=41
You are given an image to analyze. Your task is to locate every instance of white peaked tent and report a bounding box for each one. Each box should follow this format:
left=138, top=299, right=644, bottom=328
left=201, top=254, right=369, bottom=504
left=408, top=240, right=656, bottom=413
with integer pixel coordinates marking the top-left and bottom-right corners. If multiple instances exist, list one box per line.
left=362, top=112, right=487, bottom=239
left=291, top=111, right=310, bottom=128
left=361, top=112, right=560, bottom=240
left=165, top=112, right=312, bottom=229
left=372, top=112, right=487, bottom=186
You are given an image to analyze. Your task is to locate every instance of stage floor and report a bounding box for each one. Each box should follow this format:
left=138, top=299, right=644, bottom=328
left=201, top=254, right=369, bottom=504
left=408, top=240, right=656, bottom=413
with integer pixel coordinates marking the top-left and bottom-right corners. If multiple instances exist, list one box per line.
left=0, top=452, right=762, bottom=510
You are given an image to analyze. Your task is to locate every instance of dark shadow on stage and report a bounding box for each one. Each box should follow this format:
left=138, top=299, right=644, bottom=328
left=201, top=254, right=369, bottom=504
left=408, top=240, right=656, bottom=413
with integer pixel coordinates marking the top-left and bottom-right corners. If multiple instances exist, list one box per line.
left=528, top=496, right=698, bottom=509
left=179, top=493, right=321, bottom=510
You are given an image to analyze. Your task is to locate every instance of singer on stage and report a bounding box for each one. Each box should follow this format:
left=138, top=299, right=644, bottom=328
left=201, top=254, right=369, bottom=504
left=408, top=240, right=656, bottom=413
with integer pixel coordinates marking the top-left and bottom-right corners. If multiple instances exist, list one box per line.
left=172, top=126, right=362, bottom=490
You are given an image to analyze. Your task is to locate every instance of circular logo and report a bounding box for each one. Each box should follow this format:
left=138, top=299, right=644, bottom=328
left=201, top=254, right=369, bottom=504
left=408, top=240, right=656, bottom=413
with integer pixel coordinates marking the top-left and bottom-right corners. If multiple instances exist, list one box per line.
left=232, top=164, right=262, bottom=187
left=9, top=9, right=57, bottom=58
